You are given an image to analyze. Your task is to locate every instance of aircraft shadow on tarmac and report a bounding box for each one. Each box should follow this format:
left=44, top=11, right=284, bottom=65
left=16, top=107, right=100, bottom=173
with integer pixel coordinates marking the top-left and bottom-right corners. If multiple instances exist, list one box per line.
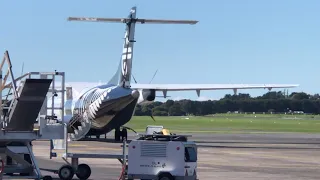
left=197, top=144, right=320, bottom=149
left=77, top=138, right=320, bottom=150
left=195, top=140, right=320, bottom=145
left=79, top=138, right=132, bottom=143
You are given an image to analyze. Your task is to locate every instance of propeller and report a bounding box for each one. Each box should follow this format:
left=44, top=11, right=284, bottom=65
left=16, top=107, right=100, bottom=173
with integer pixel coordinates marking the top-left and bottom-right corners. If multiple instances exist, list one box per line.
left=122, top=126, right=139, bottom=136
left=131, top=70, right=160, bottom=122
left=131, top=69, right=158, bottom=84
left=132, top=70, right=170, bottom=98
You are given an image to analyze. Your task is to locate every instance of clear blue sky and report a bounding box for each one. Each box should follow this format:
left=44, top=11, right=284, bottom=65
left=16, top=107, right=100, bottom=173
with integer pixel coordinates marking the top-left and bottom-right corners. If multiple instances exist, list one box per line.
left=1, top=0, right=319, bottom=101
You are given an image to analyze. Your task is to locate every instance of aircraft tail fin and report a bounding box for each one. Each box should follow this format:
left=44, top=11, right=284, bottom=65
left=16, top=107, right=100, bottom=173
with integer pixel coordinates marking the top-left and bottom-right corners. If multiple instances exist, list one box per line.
left=108, top=7, right=137, bottom=87
left=67, top=6, right=198, bottom=88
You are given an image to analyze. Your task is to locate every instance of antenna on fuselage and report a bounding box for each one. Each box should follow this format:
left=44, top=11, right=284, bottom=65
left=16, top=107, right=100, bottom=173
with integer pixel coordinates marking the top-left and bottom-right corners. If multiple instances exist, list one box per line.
left=67, top=6, right=198, bottom=88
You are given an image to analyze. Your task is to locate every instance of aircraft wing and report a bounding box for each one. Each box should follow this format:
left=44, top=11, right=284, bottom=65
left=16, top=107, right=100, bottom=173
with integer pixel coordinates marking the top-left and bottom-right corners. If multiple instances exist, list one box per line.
left=130, top=84, right=299, bottom=97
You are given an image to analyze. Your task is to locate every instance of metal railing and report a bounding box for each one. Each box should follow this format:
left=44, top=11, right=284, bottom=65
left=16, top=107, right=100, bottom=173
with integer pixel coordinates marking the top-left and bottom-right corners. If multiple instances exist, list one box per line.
left=0, top=50, right=66, bottom=130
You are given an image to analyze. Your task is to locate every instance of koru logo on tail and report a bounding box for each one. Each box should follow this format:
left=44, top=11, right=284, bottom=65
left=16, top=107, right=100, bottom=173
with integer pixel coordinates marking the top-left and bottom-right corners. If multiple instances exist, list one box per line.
left=122, top=60, right=128, bottom=77
left=122, top=37, right=130, bottom=77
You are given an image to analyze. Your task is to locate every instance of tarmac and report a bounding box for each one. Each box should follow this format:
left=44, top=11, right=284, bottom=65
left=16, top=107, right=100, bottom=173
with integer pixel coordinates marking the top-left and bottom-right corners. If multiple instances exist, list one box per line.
left=28, top=132, right=320, bottom=179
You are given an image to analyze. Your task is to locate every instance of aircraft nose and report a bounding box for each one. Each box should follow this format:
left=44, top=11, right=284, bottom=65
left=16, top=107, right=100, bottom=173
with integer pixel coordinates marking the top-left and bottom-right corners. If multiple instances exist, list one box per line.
left=131, top=90, right=139, bottom=98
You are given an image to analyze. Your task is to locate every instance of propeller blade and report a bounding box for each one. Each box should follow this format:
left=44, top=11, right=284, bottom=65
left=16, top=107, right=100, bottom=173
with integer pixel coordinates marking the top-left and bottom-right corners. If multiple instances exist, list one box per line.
left=21, top=62, right=24, bottom=76
left=150, top=115, right=156, bottom=121
left=132, top=74, right=138, bottom=83
left=122, top=126, right=138, bottom=134
left=149, top=69, right=158, bottom=84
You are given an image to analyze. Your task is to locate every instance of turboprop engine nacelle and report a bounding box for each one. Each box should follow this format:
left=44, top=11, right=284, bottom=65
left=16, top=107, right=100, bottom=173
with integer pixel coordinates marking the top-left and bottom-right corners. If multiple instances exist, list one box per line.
left=137, top=89, right=156, bottom=105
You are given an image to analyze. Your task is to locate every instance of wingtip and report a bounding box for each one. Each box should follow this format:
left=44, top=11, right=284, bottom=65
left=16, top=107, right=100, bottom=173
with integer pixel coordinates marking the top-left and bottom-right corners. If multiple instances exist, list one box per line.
left=192, top=21, right=199, bottom=25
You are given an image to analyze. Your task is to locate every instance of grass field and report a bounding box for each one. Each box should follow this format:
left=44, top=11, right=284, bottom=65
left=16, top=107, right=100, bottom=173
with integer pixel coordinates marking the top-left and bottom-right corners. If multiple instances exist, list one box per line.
left=125, top=114, right=320, bottom=134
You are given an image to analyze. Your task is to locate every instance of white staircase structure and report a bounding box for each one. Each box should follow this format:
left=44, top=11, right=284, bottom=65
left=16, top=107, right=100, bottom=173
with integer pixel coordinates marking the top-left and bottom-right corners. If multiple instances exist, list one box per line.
left=0, top=50, right=66, bottom=179
left=68, top=113, right=92, bottom=141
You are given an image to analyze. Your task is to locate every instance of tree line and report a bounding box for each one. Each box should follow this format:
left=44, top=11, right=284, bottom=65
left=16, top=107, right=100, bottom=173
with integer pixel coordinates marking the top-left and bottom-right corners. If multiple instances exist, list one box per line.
left=134, top=91, right=320, bottom=116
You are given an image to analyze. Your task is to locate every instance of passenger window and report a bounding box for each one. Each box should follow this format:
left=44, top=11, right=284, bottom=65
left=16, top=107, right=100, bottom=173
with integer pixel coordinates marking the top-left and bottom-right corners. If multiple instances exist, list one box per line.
left=184, top=147, right=197, bottom=162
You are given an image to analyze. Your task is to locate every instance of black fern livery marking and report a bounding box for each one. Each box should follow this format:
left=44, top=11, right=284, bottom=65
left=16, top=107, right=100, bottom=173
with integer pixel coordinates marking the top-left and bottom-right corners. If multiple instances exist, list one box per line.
left=73, top=88, right=110, bottom=119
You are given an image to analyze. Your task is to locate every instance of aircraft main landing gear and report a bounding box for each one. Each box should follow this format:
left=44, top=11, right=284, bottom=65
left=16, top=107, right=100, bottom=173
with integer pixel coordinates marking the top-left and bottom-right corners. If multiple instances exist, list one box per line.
left=122, top=128, right=127, bottom=141
left=114, top=127, right=128, bottom=142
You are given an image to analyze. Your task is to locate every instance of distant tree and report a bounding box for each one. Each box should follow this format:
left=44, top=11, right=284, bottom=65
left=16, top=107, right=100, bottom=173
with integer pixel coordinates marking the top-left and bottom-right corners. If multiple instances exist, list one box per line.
left=290, top=92, right=310, bottom=100
left=141, top=106, right=152, bottom=116
left=134, top=91, right=320, bottom=116
left=257, top=91, right=285, bottom=99
left=169, top=103, right=185, bottom=116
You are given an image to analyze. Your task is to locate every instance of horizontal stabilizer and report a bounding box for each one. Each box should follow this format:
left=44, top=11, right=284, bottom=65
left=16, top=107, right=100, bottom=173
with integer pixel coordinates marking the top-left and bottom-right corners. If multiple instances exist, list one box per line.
left=134, top=18, right=198, bottom=25
left=68, top=17, right=127, bottom=23
left=67, top=17, right=198, bottom=25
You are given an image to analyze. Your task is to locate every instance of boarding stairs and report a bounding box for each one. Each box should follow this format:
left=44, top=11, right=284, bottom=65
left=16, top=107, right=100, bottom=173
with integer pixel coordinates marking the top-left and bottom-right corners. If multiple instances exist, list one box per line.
left=0, top=50, right=66, bottom=179
left=68, top=112, right=92, bottom=141
left=5, top=78, right=53, bottom=131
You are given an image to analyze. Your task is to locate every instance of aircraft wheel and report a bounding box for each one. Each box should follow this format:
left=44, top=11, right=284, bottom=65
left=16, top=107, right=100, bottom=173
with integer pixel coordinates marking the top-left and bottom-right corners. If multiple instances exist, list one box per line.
left=121, top=128, right=128, bottom=141
left=43, top=175, right=53, bottom=180
left=58, top=165, right=74, bottom=180
left=76, top=163, right=91, bottom=180
left=115, top=128, right=121, bottom=141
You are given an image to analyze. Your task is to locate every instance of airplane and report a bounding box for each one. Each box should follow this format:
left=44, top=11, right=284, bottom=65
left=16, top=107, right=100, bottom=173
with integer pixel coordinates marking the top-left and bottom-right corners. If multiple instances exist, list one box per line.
left=62, top=6, right=299, bottom=142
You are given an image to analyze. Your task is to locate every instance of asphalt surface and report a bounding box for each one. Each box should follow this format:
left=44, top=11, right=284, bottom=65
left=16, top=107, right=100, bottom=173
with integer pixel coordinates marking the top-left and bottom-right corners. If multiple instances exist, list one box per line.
left=9, top=132, right=320, bottom=180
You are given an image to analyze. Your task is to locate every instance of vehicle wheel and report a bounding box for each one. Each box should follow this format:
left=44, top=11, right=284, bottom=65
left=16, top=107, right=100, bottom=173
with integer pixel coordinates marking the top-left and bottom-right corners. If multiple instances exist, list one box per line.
left=76, top=163, right=91, bottom=180
left=43, top=175, right=53, bottom=180
left=121, top=128, right=128, bottom=141
left=158, top=173, right=174, bottom=180
left=58, top=165, right=74, bottom=180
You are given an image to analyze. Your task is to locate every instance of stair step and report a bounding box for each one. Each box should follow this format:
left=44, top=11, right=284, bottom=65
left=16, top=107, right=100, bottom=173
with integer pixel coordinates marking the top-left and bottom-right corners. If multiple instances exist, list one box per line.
left=7, top=79, right=52, bottom=131
left=68, top=112, right=92, bottom=141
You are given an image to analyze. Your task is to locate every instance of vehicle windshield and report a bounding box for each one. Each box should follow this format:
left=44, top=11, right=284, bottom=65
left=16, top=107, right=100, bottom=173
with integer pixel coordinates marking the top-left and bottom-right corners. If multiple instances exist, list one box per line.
left=185, top=147, right=197, bottom=162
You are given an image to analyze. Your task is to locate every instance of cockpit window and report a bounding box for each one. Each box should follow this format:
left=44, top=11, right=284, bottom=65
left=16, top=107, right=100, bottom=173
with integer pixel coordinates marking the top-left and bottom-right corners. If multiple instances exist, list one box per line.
left=185, top=147, right=197, bottom=162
